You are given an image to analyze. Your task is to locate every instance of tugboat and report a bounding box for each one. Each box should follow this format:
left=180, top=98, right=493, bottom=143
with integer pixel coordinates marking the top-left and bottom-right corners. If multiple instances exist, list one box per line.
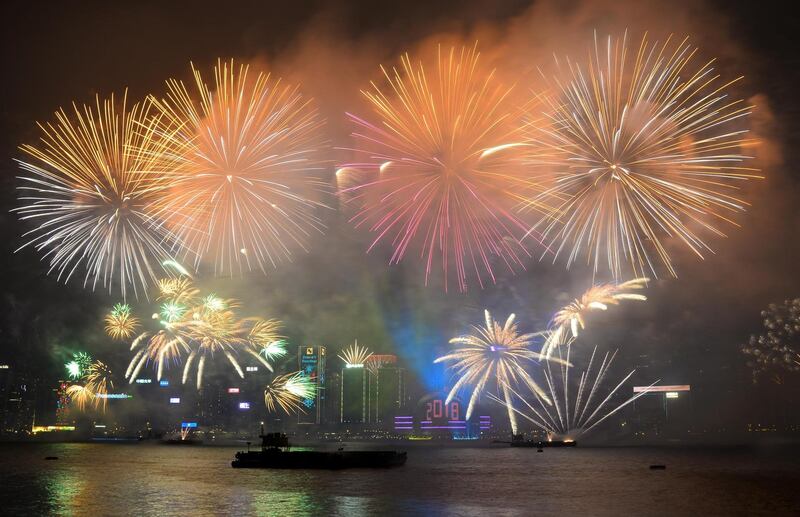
left=509, top=434, right=576, bottom=448
left=231, top=432, right=407, bottom=469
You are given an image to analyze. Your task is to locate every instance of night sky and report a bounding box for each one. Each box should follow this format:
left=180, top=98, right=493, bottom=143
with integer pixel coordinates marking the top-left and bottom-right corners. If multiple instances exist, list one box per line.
left=1, top=0, right=799, bottom=433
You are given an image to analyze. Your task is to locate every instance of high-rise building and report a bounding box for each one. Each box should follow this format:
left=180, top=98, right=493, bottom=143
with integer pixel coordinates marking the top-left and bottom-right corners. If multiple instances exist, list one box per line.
left=298, top=346, right=326, bottom=425
left=364, top=355, right=407, bottom=425
left=341, top=364, right=367, bottom=423
left=0, top=364, right=39, bottom=435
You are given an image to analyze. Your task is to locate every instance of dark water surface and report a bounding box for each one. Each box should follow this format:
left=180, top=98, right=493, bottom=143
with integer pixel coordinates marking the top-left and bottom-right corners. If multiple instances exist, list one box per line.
left=1, top=442, right=799, bottom=516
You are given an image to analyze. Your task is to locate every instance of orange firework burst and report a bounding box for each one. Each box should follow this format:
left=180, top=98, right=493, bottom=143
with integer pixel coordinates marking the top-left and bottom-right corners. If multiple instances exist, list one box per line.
left=524, top=31, right=761, bottom=279
left=339, top=44, right=548, bottom=292
left=149, top=59, right=330, bottom=276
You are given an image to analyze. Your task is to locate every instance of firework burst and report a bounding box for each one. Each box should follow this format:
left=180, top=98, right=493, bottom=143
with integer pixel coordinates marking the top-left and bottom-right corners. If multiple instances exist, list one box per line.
left=125, top=275, right=282, bottom=388
left=263, top=371, right=315, bottom=414
left=543, top=277, right=648, bottom=357
left=148, top=59, right=329, bottom=276
left=14, top=92, right=182, bottom=299
left=84, top=360, right=114, bottom=412
left=741, top=298, right=800, bottom=383
left=105, top=303, right=140, bottom=340
left=65, top=352, right=93, bottom=380
left=66, top=384, right=95, bottom=412
left=338, top=341, right=373, bottom=366
left=435, top=310, right=565, bottom=434
left=340, top=44, right=547, bottom=292
left=524, top=31, right=760, bottom=279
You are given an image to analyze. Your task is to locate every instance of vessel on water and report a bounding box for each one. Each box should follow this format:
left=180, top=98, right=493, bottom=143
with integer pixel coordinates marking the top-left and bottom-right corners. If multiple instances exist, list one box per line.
left=509, top=435, right=577, bottom=448
left=163, top=437, right=204, bottom=445
left=231, top=432, right=407, bottom=469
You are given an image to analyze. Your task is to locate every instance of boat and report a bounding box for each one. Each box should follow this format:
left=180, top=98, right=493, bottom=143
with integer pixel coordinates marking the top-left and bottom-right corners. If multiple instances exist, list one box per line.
left=163, top=438, right=204, bottom=445
left=509, top=435, right=576, bottom=448
left=231, top=432, right=407, bottom=469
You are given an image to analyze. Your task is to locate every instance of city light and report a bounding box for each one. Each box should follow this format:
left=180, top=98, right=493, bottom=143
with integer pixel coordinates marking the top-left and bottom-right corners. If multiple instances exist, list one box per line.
left=169, top=397, right=180, bottom=404
left=159, top=380, right=169, bottom=386
left=95, top=393, right=132, bottom=399
left=239, top=402, right=251, bottom=410
left=135, top=378, right=152, bottom=384
left=666, top=392, right=680, bottom=399
left=227, top=387, right=240, bottom=394
left=633, top=385, right=691, bottom=393
left=32, top=425, right=76, bottom=433
left=245, top=366, right=258, bottom=372
left=181, top=422, right=198, bottom=428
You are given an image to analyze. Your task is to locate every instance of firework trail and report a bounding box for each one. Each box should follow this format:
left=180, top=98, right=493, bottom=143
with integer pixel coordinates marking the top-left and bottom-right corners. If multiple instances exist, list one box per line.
left=14, top=92, right=183, bottom=299
left=543, top=277, right=648, bottom=357
left=742, top=298, right=800, bottom=383
left=524, top=31, right=760, bottom=279
left=148, top=59, right=329, bottom=276
left=263, top=371, right=315, bottom=414
left=490, top=342, right=658, bottom=440
left=339, top=44, right=548, bottom=292
left=435, top=310, right=566, bottom=434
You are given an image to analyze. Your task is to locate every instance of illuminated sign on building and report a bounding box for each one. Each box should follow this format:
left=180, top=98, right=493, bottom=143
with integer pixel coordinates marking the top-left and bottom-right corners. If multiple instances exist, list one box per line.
left=135, top=378, right=152, bottom=384
left=633, top=385, right=691, bottom=393
left=666, top=392, right=680, bottom=399
left=413, top=395, right=471, bottom=433
left=299, top=346, right=325, bottom=425
left=159, top=380, right=169, bottom=386
left=169, top=397, right=181, bottom=404
left=239, top=402, right=251, bottom=410
left=227, top=387, right=240, bottom=394
left=181, top=422, right=198, bottom=428
left=96, top=393, right=132, bottom=399
left=0, top=364, right=9, bottom=369
left=94, top=424, right=107, bottom=429
left=245, top=366, right=258, bottom=372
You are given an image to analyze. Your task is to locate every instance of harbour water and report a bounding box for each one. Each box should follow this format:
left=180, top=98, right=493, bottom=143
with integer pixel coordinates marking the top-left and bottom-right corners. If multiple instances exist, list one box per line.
left=1, top=442, right=799, bottom=516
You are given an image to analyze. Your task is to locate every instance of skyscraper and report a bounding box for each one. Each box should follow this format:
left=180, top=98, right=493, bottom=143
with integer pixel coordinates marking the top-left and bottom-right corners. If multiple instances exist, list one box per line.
left=341, top=364, right=367, bottom=423
left=365, top=355, right=407, bottom=424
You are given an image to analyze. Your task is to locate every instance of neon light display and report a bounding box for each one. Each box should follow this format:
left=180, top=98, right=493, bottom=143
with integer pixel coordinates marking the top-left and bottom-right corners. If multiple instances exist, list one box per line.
left=135, top=378, right=152, bottom=384
left=227, top=387, right=240, bottom=394
left=169, top=397, right=180, bottom=404
left=159, top=380, right=169, bottom=386
left=245, top=366, right=258, bottom=372
left=181, top=422, right=198, bottom=428
left=394, top=416, right=414, bottom=431
left=96, top=393, right=132, bottom=399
